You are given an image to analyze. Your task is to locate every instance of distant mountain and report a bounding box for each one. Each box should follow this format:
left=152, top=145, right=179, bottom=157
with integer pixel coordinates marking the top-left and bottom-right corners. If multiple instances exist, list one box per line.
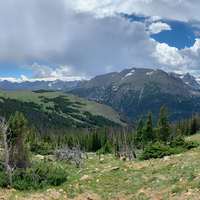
left=69, top=68, right=200, bottom=122
left=0, top=79, right=86, bottom=92
left=171, top=72, right=200, bottom=91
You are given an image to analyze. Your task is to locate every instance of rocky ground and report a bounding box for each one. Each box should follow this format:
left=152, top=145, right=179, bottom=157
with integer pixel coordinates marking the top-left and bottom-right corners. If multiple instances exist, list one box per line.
left=1, top=134, right=200, bottom=199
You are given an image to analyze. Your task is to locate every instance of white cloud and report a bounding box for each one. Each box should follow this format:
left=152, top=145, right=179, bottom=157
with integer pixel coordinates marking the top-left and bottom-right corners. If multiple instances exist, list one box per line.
left=148, top=16, right=162, bottom=22
left=67, top=0, right=200, bottom=22
left=20, top=62, right=87, bottom=80
left=153, top=43, right=184, bottom=66
left=0, top=0, right=200, bottom=80
left=151, top=39, right=200, bottom=75
left=148, top=22, right=171, bottom=34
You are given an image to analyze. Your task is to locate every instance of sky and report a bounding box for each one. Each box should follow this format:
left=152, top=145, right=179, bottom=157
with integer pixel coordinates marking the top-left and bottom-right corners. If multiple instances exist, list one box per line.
left=1, top=0, right=200, bottom=82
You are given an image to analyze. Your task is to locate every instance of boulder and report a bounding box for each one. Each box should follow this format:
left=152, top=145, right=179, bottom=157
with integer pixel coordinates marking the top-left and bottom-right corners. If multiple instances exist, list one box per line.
left=80, top=175, right=92, bottom=181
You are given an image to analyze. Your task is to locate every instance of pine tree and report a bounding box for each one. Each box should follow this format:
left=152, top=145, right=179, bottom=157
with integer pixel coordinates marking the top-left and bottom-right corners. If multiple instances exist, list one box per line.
left=134, top=116, right=143, bottom=147
left=101, top=126, right=108, bottom=147
left=142, top=110, right=155, bottom=143
left=156, top=104, right=170, bottom=145
left=6, top=112, right=30, bottom=169
left=190, top=117, right=197, bottom=135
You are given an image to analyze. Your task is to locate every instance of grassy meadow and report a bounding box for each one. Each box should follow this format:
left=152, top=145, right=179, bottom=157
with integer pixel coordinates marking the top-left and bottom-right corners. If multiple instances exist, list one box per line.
left=1, top=132, right=200, bottom=199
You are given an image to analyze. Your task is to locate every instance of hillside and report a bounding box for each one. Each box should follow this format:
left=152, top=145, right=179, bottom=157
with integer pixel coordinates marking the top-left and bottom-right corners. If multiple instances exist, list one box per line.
left=69, top=68, right=200, bottom=122
left=1, top=132, right=200, bottom=199
left=0, top=89, right=134, bottom=129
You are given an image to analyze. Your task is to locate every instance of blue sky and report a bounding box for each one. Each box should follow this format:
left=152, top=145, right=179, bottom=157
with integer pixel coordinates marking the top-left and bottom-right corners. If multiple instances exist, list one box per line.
left=1, top=0, right=200, bottom=82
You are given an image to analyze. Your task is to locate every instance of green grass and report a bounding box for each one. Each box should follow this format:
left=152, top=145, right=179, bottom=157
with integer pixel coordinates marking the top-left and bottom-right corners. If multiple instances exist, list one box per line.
left=0, top=89, right=129, bottom=126
left=1, top=133, right=200, bottom=199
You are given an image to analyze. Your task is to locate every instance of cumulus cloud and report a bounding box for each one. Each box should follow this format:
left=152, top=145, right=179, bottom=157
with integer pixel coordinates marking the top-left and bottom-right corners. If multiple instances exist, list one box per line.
left=0, top=0, right=200, bottom=79
left=67, top=0, right=200, bottom=22
left=148, top=22, right=171, bottom=34
left=20, top=62, right=87, bottom=80
left=151, top=39, right=200, bottom=75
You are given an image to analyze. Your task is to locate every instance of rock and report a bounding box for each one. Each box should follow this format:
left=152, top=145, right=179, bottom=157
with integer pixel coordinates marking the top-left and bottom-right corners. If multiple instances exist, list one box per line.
left=95, top=168, right=99, bottom=172
left=80, top=175, right=92, bottom=181
left=100, top=158, right=104, bottom=163
left=0, top=196, right=5, bottom=200
left=171, top=193, right=177, bottom=197
left=125, top=179, right=131, bottom=183
left=35, top=155, right=44, bottom=160
left=59, top=189, right=63, bottom=193
left=158, top=195, right=162, bottom=200
left=77, top=169, right=84, bottom=174
left=88, top=170, right=94, bottom=174
left=188, top=189, right=193, bottom=193
left=7, top=185, right=11, bottom=189
left=163, top=156, right=170, bottom=161
left=196, top=189, right=199, bottom=192
left=120, top=157, right=126, bottom=161
left=87, top=195, right=93, bottom=200
left=176, top=154, right=182, bottom=157
left=102, top=167, right=120, bottom=173
left=184, top=192, right=192, bottom=196
left=96, top=179, right=99, bottom=182
left=15, top=195, right=18, bottom=199
left=75, top=183, right=79, bottom=189
left=11, top=188, right=17, bottom=192
left=179, top=174, right=184, bottom=177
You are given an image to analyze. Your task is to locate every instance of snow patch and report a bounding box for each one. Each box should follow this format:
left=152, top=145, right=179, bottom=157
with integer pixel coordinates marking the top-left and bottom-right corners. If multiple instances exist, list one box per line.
left=146, top=71, right=154, bottom=76
left=124, top=69, right=135, bottom=78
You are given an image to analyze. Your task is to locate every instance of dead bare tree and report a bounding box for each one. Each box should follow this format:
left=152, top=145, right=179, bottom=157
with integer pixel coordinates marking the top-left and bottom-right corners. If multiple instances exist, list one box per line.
left=55, top=145, right=84, bottom=168
left=0, top=117, right=16, bottom=184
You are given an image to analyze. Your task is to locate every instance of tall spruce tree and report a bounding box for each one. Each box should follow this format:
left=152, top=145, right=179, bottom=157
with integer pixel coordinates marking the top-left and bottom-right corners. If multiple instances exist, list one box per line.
left=142, top=110, right=155, bottom=143
left=156, top=104, right=170, bottom=145
left=190, top=117, right=197, bottom=135
left=134, top=115, right=143, bottom=147
left=101, top=126, right=108, bottom=147
left=6, top=112, right=30, bottom=168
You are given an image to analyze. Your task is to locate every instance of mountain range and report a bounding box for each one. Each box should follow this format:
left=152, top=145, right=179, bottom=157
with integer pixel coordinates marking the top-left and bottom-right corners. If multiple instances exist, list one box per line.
left=69, top=68, right=200, bottom=122
left=1, top=68, right=200, bottom=123
left=0, top=79, right=86, bottom=92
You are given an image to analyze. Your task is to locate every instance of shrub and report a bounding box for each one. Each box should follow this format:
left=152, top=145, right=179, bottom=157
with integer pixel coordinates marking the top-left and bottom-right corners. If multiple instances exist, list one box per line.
left=0, top=171, right=7, bottom=187
left=171, top=187, right=181, bottom=194
left=184, top=140, right=199, bottom=149
left=169, top=137, right=185, bottom=148
left=96, top=140, right=114, bottom=154
left=170, top=147, right=187, bottom=155
left=139, top=142, right=171, bottom=160
left=169, top=137, right=199, bottom=150
left=11, top=162, right=68, bottom=190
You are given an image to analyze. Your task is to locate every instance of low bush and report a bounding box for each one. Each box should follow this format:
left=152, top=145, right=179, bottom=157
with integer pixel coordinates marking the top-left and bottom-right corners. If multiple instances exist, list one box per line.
left=11, top=162, right=68, bottom=190
left=96, top=140, right=114, bottom=154
left=0, top=171, right=7, bottom=187
left=139, top=142, right=171, bottom=160
left=170, top=137, right=199, bottom=149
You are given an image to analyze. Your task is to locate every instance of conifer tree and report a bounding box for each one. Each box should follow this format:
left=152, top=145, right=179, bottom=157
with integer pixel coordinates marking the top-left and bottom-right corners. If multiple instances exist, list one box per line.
left=6, top=111, right=30, bottom=168
left=184, top=119, right=190, bottom=136
left=134, top=115, right=143, bottom=147
left=101, top=126, right=108, bottom=147
left=142, top=110, right=155, bottom=143
left=156, top=104, right=170, bottom=145
left=190, top=117, right=197, bottom=135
